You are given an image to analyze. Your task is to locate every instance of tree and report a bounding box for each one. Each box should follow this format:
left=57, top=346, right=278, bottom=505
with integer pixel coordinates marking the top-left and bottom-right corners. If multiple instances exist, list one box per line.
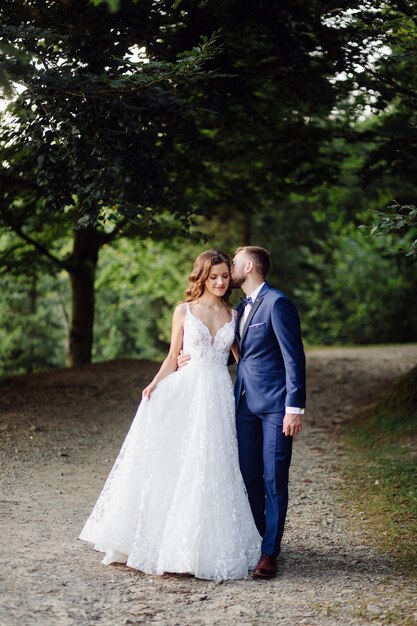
left=1, top=0, right=357, bottom=368
left=0, top=230, right=69, bottom=375
left=155, top=0, right=349, bottom=249
left=0, top=0, right=220, bottom=365
left=6, top=1, right=414, bottom=375
left=325, top=1, right=417, bottom=257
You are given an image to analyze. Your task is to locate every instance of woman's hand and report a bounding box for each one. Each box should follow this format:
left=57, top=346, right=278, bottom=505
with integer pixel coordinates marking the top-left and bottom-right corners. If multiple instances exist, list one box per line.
left=142, top=381, right=157, bottom=400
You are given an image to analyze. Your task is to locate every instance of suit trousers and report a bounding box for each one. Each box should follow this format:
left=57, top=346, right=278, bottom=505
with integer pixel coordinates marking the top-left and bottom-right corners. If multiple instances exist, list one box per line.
left=236, top=392, right=293, bottom=556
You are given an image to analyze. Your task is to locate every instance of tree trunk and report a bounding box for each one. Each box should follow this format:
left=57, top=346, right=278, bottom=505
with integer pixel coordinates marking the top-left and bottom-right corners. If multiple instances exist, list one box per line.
left=68, top=227, right=100, bottom=366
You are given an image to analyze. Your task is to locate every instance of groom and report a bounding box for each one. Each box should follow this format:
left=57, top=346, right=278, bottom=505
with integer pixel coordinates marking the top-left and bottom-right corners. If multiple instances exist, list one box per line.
left=230, top=246, right=306, bottom=579
left=179, top=246, right=306, bottom=579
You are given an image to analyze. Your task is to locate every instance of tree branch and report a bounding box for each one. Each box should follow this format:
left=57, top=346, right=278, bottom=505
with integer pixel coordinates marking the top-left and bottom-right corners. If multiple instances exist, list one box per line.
left=0, top=243, right=27, bottom=274
left=365, top=65, right=417, bottom=102
left=9, top=224, right=70, bottom=272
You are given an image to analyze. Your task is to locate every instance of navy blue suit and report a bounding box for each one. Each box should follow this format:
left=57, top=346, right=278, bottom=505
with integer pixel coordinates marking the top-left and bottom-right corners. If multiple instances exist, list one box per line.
left=235, top=282, right=306, bottom=556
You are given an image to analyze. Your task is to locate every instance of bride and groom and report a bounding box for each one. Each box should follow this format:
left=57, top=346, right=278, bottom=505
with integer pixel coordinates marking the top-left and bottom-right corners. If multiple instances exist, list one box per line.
left=79, top=246, right=306, bottom=580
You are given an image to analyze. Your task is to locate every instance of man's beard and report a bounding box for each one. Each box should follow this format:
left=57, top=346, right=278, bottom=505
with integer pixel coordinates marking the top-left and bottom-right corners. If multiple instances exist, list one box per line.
left=230, top=274, right=245, bottom=289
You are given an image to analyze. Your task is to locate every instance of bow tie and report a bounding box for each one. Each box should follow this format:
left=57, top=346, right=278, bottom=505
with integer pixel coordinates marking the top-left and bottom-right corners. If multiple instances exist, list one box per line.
left=241, top=296, right=253, bottom=306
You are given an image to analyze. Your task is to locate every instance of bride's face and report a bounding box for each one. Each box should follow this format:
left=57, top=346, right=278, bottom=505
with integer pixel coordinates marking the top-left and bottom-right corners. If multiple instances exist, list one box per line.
left=204, top=262, right=230, bottom=298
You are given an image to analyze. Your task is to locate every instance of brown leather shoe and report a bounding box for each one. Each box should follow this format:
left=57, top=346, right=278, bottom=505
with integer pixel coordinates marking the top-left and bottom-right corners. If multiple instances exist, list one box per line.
left=252, top=554, right=277, bottom=579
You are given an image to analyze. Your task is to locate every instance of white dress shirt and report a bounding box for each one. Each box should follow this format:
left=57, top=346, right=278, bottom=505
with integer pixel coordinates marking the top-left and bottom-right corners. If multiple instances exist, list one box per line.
left=240, top=282, right=304, bottom=415
left=240, top=282, right=265, bottom=333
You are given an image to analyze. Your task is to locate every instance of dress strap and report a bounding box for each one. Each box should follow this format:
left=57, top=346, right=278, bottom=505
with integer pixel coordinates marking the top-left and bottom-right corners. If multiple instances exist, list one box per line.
left=184, top=302, right=192, bottom=323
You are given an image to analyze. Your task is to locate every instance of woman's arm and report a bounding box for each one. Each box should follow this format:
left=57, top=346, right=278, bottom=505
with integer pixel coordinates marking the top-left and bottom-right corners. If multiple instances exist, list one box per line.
left=142, top=303, right=186, bottom=399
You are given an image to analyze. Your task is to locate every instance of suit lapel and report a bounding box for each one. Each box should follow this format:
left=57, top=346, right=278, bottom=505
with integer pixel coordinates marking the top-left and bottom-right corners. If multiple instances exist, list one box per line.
left=240, top=298, right=263, bottom=346
left=239, top=283, right=270, bottom=347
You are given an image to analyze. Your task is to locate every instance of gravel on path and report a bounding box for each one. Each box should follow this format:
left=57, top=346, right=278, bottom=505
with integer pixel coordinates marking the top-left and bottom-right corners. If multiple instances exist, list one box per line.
left=1, top=346, right=416, bottom=626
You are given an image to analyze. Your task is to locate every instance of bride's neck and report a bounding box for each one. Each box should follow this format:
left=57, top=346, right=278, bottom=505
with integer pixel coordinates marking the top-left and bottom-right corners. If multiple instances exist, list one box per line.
left=198, top=293, right=223, bottom=307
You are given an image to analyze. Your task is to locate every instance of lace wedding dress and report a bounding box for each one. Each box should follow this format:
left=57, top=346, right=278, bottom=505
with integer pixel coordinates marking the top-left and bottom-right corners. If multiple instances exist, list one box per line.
left=79, top=304, right=261, bottom=580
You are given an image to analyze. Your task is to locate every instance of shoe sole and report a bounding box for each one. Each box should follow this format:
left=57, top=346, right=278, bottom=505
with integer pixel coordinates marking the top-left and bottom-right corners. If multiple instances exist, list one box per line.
left=252, top=572, right=276, bottom=579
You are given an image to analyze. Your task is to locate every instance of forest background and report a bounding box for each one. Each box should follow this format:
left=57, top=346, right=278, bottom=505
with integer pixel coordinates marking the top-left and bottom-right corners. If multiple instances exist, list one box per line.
left=0, top=0, right=416, bottom=377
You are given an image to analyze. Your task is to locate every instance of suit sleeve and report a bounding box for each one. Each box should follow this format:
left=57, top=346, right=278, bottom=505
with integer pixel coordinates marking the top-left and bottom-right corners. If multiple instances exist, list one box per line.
left=271, top=297, right=306, bottom=409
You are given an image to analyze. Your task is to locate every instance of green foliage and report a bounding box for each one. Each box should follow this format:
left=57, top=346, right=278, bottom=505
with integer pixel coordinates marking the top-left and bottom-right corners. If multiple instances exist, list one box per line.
left=370, top=203, right=417, bottom=257
left=90, top=0, right=120, bottom=12
left=167, top=0, right=344, bottom=234
left=328, top=2, right=417, bottom=259
left=298, top=226, right=417, bottom=345
left=0, top=229, right=70, bottom=375
left=0, top=0, right=225, bottom=365
left=0, top=232, right=205, bottom=377
left=93, top=237, right=202, bottom=361
left=0, top=2, right=221, bottom=232
left=1, top=216, right=416, bottom=378
left=0, top=270, right=68, bottom=376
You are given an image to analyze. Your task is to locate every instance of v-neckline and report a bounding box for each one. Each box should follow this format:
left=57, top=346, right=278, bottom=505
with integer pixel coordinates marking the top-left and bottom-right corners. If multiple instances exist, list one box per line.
left=187, top=305, right=234, bottom=344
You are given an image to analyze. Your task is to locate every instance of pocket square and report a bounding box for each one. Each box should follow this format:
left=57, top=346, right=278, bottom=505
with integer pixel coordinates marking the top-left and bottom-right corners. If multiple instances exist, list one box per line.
left=248, top=323, right=265, bottom=328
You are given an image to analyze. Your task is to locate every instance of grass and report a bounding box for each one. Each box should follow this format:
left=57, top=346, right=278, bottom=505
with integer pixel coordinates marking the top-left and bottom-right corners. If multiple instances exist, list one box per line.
left=342, top=365, right=417, bottom=572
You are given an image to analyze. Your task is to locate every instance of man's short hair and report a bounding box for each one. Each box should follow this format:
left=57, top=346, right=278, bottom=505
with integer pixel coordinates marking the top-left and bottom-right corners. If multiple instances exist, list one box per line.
left=235, top=246, right=271, bottom=278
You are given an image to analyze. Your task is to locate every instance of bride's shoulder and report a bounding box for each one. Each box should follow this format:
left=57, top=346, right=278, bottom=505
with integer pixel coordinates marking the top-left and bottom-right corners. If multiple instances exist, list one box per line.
left=173, top=302, right=188, bottom=320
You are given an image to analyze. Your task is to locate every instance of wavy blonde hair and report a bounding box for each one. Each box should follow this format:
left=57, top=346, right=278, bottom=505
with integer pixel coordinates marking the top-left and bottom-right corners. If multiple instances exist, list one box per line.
left=184, top=249, right=232, bottom=307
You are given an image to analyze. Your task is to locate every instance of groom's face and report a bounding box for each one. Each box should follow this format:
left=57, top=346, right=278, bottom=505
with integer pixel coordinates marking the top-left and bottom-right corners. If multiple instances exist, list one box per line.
left=230, top=251, right=247, bottom=289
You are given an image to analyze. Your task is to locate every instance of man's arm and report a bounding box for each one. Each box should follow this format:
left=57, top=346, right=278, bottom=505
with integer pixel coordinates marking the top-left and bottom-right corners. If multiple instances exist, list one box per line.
left=271, top=297, right=306, bottom=436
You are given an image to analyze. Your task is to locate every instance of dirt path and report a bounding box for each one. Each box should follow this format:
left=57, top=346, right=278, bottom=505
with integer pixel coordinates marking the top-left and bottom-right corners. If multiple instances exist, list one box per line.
left=1, top=346, right=416, bottom=626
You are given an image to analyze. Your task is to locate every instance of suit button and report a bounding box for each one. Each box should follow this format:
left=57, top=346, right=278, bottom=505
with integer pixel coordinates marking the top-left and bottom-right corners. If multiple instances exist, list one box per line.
left=241, top=358, right=245, bottom=363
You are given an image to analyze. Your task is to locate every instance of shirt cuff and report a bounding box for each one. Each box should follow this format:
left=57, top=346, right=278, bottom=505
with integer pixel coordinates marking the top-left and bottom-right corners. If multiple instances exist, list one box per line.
left=285, top=406, right=305, bottom=414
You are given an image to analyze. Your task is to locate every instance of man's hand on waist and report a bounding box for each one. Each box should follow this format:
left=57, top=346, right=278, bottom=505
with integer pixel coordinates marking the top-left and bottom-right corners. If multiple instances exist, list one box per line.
left=177, top=350, right=191, bottom=369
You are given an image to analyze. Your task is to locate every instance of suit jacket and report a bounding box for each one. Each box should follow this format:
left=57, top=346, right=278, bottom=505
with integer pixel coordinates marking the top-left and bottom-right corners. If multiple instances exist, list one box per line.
left=235, top=282, right=306, bottom=415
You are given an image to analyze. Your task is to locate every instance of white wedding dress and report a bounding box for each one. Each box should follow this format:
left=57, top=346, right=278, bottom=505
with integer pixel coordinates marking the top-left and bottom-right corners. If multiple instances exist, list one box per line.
left=79, top=304, right=261, bottom=580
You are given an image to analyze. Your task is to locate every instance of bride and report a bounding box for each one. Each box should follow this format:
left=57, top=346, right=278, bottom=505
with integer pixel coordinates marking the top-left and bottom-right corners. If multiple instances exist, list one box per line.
left=79, top=249, right=261, bottom=580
